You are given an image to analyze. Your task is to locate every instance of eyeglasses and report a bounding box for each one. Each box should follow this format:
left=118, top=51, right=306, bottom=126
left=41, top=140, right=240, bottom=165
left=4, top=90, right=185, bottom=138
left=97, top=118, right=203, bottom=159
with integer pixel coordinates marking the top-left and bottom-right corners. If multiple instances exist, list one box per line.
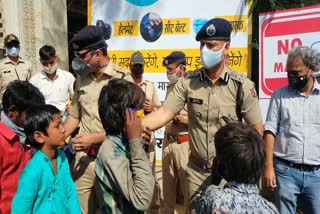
left=74, top=49, right=93, bottom=59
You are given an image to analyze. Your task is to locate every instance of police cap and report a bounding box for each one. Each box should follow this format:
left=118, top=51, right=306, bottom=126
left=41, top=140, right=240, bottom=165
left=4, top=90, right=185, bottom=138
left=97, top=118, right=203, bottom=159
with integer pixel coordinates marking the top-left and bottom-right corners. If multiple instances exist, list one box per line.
left=130, top=51, right=144, bottom=65
left=4, top=34, right=20, bottom=46
left=70, top=25, right=108, bottom=51
left=163, top=51, right=186, bottom=66
left=195, top=18, right=232, bottom=41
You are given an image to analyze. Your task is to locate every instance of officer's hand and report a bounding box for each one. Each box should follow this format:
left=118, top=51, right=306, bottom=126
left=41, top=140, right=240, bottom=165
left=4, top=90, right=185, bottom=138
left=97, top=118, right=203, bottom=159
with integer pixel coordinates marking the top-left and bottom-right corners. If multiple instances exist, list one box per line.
left=125, top=108, right=142, bottom=140
left=143, top=100, right=153, bottom=113
left=173, top=114, right=188, bottom=125
left=72, top=133, right=95, bottom=151
left=141, top=126, right=152, bottom=145
left=264, top=165, right=277, bottom=191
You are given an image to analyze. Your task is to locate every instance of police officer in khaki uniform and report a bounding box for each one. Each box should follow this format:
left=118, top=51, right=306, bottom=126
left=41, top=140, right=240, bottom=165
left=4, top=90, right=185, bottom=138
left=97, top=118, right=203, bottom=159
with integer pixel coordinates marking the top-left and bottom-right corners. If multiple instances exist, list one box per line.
left=63, top=25, right=130, bottom=214
left=162, top=51, right=190, bottom=214
left=0, top=34, right=34, bottom=107
left=142, top=18, right=263, bottom=213
left=128, top=51, right=161, bottom=214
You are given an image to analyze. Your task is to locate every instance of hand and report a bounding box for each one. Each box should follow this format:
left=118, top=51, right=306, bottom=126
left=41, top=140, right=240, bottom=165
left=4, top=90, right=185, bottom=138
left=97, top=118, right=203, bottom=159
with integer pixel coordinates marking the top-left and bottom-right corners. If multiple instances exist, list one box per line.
left=65, top=104, right=71, bottom=113
left=141, top=126, right=152, bottom=145
left=264, top=165, right=277, bottom=191
left=143, top=100, right=154, bottom=113
left=173, top=114, right=188, bottom=125
left=125, top=108, right=142, bottom=140
left=148, top=12, right=161, bottom=26
left=72, top=133, right=95, bottom=152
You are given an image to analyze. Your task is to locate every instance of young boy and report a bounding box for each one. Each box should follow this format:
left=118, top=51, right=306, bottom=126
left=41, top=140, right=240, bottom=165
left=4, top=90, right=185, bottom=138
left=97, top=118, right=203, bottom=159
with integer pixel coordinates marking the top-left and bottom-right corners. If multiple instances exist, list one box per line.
left=0, top=80, right=45, bottom=214
left=11, top=104, right=80, bottom=214
left=96, top=79, right=155, bottom=213
left=196, top=123, right=279, bottom=214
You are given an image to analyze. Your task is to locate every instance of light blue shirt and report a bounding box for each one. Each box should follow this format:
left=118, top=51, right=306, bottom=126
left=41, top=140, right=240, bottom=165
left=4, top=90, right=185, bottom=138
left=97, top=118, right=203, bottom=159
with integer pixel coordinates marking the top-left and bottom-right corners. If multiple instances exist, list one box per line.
left=11, top=150, right=80, bottom=214
left=265, top=79, right=320, bottom=165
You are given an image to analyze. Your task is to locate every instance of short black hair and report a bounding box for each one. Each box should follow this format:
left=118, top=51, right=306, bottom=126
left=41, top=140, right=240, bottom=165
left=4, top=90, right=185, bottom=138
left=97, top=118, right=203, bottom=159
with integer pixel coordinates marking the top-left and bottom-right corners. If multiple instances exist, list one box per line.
left=24, top=104, right=60, bottom=148
left=2, top=80, right=45, bottom=114
left=39, top=45, right=56, bottom=60
left=98, top=79, right=145, bottom=135
left=214, top=122, right=265, bottom=184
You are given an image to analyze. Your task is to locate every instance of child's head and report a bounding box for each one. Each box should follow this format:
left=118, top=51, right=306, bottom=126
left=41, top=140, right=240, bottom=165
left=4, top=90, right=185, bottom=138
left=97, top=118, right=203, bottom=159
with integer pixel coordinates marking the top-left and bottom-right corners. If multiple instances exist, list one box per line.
left=98, top=79, right=145, bottom=135
left=24, top=104, right=66, bottom=149
left=2, top=80, right=45, bottom=127
left=214, top=122, right=265, bottom=184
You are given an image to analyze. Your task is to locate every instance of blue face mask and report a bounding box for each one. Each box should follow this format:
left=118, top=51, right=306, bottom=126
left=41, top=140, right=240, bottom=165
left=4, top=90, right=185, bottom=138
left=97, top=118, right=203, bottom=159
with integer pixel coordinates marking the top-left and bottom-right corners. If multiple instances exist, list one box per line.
left=200, top=43, right=225, bottom=69
left=6, top=47, right=20, bottom=57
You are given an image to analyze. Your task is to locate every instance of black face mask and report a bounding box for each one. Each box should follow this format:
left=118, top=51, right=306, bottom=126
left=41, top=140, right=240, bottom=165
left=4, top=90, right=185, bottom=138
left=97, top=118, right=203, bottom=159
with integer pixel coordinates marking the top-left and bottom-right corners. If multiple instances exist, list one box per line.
left=131, top=66, right=144, bottom=78
left=288, top=69, right=310, bottom=91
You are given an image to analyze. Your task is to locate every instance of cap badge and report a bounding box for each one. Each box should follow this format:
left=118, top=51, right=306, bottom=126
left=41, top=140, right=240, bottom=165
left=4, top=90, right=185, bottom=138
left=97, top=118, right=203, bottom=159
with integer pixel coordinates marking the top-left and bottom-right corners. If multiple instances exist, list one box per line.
left=72, top=43, right=79, bottom=50
left=164, top=59, right=168, bottom=65
left=206, top=24, right=216, bottom=37
left=9, top=34, right=15, bottom=40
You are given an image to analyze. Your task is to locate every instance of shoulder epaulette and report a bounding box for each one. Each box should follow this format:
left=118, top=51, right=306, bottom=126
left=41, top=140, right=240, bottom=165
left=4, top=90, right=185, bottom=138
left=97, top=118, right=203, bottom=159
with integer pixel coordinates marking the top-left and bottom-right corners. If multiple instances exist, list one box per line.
left=228, top=70, right=247, bottom=84
left=184, top=69, right=202, bottom=79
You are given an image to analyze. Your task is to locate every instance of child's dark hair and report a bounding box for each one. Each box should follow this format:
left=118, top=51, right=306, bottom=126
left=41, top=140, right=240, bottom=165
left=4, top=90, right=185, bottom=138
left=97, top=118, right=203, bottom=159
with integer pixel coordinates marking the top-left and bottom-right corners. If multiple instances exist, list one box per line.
left=98, top=79, right=145, bottom=135
left=2, top=80, right=45, bottom=114
left=214, top=122, right=265, bottom=184
left=24, top=104, right=60, bottom=149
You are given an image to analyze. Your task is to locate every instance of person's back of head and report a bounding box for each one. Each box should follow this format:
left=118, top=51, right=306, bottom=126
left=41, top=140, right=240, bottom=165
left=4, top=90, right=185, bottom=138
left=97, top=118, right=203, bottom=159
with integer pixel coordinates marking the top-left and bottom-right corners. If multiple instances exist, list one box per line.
left=214, top=122, right=265, bottom=184
left=2, top=80, right=45, bottom=127
left=24, top=104, right=61, bottom=149
left=98, top=79, right=145, bottom=136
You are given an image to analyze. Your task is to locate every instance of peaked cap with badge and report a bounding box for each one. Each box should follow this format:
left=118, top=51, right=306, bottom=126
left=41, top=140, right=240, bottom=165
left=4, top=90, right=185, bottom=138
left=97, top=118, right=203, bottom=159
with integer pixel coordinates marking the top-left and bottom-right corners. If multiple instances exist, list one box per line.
left=70, top=25, right=108, bottom=51
left=4, top=34, right=20, bottom=46
left=162, top=51, right=186, bottom=66
left=195, top=18, right=232, bottom=41
left=130, top=51, right=144, bottom=65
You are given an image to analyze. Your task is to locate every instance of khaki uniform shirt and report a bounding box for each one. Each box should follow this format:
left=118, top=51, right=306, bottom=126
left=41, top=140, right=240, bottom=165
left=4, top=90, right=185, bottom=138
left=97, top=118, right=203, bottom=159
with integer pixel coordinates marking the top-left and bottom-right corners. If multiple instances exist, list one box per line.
left=69, top=61, right=129, bottom=134
left=165, top=83, right=188, bottom=135
left=126, top=76, right=161, bottom=108
left=163, top=66, right=262, bottom=166
left=0, top=57, right=34, bottom=105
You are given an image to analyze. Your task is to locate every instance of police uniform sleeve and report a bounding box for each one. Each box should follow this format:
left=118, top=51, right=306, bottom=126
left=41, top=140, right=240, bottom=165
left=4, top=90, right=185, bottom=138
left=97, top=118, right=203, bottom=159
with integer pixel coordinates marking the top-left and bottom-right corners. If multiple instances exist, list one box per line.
left=69, top=76, right=81, bottom=119
left=151, top=83, right=161, bottom=107
left=241, top=79, right=262, bottom=126
left=163, top=76, right=187, bottom=115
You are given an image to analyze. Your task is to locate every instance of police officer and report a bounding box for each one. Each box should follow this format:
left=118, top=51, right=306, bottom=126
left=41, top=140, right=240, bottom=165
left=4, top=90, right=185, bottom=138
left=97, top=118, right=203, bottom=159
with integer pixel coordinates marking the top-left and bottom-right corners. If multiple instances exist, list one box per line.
left=63, top=25, right=130, bottom=214
left=162, top=51, right=190, bottom=214
left=0, top=34, right=34, bottom=107
left=128, top=51, right=162, bottom=214
left=142, top=18, right=263, bottom=213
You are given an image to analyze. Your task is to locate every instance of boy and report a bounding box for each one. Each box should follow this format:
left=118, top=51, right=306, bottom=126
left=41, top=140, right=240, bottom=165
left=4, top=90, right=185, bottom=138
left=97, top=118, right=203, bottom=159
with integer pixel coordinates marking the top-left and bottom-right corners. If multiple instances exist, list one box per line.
left=0, top=80, right=45, bottom=214
left=196, top=123, right=279, bottom=213
left=11, top=105, right=80, bottom=213
left=96, top=79, right=155, bottom=213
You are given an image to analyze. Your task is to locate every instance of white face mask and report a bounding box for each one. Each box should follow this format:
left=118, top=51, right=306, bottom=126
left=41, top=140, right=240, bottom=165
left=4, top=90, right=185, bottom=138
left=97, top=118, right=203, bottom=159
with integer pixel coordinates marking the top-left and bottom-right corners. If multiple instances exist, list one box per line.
left=43, top=63, right=58, bottom=74
left=167, top=66, right=180, bottom=83
left=200, top=43, right=225, bottom=69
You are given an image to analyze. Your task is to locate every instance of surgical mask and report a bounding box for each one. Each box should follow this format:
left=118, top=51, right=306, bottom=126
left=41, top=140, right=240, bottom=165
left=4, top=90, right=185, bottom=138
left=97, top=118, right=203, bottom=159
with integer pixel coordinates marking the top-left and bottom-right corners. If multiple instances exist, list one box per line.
left=200, top=43, right=225, bottom=69
left=6, top=47, right=19, bottom=57
left=72, top=50, right=108, bottom=76
left=288, top=69, right=310, bottom=91
left=43, top=63, right=58, bottom=74
left=166, top=66, right=179, bottom=83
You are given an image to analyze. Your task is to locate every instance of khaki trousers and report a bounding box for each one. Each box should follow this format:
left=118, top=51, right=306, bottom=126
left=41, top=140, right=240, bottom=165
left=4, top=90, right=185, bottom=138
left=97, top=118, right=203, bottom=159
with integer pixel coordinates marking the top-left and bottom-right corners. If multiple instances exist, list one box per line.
left=70, top=151, right=102, bottom=214
left=162, top=135, right=190, bottom=214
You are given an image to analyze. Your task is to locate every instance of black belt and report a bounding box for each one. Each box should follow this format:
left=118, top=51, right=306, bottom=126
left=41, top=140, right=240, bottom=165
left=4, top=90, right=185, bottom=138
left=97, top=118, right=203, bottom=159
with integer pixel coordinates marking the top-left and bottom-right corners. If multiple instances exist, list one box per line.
left=276, top=157, right=320, bottom=172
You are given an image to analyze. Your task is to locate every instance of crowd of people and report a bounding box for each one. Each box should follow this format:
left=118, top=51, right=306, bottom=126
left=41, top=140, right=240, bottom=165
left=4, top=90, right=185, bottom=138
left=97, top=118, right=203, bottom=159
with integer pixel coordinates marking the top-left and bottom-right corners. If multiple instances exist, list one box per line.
left=0, top=17, right=319, bottom=214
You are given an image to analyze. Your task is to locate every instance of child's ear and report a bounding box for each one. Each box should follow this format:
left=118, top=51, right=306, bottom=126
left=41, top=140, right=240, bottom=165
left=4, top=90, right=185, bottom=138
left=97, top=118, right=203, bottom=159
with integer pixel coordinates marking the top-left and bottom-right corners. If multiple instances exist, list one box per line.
left=33, top=131, right=45, bottom=144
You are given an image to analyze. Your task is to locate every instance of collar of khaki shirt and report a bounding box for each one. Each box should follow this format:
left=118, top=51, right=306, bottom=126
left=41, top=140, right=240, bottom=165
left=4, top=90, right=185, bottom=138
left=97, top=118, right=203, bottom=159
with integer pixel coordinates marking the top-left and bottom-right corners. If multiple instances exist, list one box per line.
left=201, top=65, right=231, bottom=83
left=3, top=57, right=25, bottom=65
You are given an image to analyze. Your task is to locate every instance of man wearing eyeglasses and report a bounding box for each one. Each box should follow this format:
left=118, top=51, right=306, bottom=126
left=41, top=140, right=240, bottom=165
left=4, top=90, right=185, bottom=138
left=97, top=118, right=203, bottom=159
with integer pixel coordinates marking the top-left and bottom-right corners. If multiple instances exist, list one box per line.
left=0, top=34, right=34, bottom=108
left=63, top=25, right=130, bottom=214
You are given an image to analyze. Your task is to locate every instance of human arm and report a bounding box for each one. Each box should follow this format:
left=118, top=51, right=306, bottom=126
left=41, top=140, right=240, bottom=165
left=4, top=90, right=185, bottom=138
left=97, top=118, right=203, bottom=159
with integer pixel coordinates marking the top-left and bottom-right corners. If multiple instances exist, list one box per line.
left=11, top=165, right=39, bottom=214
left=142, top=106, right=175, bottom=131
left=72, top=131, right=106, bottom=151
left=264, top=131, right=277, bottom=190
left=252, top=120, right=263, bottom=136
